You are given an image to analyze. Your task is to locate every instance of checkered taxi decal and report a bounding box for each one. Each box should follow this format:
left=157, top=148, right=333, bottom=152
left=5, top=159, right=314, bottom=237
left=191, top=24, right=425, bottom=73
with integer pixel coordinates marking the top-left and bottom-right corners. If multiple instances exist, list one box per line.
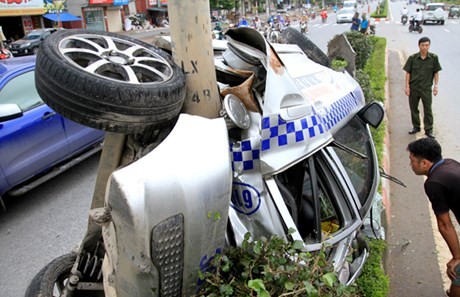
left=231, top=91, right=361, bottom=172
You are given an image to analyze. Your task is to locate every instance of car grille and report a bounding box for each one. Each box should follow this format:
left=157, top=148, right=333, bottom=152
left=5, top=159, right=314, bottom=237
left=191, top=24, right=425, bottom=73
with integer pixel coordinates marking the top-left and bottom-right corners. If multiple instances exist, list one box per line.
left=151, top=214, right=184, bottom=297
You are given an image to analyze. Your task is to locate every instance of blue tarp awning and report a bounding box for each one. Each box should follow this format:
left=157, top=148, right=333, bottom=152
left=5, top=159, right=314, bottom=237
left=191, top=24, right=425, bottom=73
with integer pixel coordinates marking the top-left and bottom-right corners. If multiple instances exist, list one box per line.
left=43, top=13, right=81, bottom=22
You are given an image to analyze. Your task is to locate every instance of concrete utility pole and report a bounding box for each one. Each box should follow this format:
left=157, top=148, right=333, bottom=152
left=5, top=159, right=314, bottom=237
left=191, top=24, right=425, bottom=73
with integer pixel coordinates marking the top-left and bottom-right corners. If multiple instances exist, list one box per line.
left=167, top=0, right=221, bottom=119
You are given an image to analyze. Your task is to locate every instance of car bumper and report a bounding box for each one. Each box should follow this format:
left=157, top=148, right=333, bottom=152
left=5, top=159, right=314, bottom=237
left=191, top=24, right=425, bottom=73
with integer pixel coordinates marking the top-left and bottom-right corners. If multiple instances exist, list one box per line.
left=9, top=48, right=32, bottom=56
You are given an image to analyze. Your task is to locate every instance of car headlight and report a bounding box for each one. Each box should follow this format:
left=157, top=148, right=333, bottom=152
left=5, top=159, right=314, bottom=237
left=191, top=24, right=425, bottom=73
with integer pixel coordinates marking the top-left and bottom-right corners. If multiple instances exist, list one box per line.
left=20, top=43, right=30, bottom=48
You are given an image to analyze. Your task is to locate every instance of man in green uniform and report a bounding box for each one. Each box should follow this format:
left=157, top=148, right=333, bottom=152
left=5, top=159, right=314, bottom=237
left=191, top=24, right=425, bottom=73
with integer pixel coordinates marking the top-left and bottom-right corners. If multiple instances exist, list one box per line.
left=403, top=37, right=442, bottom=139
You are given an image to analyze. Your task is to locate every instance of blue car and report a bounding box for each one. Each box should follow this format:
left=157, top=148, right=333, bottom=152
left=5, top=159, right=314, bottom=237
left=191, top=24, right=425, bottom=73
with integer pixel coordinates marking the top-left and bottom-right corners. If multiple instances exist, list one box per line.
left=0, top=56, right=104, bottom=207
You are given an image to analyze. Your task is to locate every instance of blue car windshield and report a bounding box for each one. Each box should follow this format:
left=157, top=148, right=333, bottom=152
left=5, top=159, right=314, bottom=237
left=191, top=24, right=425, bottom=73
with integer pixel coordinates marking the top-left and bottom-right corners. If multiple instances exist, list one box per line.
left=0, top=70, right=43, bottom=111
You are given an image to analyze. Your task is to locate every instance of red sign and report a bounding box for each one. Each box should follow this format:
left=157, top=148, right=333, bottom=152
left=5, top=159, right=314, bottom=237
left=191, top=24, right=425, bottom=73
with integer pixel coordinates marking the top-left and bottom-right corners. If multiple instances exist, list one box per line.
left=160, top=0, right=168, bottom=4
left=89, top=0, right=113, bottom=4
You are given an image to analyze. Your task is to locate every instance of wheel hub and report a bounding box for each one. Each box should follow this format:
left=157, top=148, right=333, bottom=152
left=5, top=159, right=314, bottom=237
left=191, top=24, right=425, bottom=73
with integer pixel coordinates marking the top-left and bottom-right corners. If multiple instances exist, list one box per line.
left=108, top=55, right=128, bottom=65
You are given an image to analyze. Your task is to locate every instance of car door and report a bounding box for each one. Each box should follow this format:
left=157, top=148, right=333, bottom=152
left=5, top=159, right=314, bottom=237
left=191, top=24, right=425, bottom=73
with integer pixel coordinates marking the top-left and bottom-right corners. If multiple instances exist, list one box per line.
left=265, top=154, right=362, bottom=250
left=63, top=118, right=104, bottom=154
left=0, top=68, right=70, bottom=192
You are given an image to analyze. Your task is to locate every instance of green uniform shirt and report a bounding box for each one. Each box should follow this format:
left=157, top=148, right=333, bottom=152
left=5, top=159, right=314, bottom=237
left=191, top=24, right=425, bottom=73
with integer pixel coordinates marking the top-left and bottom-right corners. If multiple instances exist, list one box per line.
left=403, top=52, right=442, bottom=92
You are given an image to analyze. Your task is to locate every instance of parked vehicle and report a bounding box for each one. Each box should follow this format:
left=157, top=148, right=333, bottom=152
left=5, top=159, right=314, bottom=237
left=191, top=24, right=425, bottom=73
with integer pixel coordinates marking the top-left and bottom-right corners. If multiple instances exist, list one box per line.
left=26, top=28, right=384, bottom=296
left=336, top=8, right=355, bottom=23
left=0, top=56, right=105, bottom=209
left=8, top=28, right=62, bottom=56
left=422, top=3, right=446, bottom=24
left=409, top=16, right=423, bottom=33
left=448, top=5, right=460, bottom=18
left=343, top=0, right=358, bottom=10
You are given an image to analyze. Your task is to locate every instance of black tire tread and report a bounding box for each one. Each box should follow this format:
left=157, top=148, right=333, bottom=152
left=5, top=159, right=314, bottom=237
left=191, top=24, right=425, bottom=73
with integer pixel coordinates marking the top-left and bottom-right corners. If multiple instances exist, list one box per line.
left=25, top=253, right=77, bottom=297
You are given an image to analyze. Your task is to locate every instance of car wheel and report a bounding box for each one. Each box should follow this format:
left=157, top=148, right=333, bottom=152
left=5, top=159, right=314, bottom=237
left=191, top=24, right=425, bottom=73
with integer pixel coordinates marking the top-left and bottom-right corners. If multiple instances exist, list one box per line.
left=25, top=253, right=98, bottom=297
left=280, top=27, right=330, bottom=67
left=35, top=29, right=186, bottom=134
left=32, top=47, right=39, bottom=55
left=441, top=20, right=445, bottom=25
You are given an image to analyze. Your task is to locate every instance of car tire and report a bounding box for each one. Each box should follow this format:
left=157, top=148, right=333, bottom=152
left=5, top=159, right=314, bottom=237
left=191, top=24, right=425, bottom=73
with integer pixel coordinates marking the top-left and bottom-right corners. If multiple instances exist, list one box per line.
left=25, top=253, right=80, bottom=297
left=280, top=27, right=330, bottom=67
left=35, top=29, right=186, bottom=134
left=441, top=20, right=445, bottom=25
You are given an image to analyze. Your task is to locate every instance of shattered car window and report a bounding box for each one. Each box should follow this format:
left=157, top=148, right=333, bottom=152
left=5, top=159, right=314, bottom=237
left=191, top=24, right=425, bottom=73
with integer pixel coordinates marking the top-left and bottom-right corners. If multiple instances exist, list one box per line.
left=332, top=117, right=375, bottom=206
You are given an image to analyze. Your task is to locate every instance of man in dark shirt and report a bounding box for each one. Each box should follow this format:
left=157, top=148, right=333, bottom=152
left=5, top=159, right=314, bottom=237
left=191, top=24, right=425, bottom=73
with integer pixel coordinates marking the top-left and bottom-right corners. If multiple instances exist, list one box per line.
left=403, top=37, right=442, bottom=139
left=407, top=138, right=460, bottom=297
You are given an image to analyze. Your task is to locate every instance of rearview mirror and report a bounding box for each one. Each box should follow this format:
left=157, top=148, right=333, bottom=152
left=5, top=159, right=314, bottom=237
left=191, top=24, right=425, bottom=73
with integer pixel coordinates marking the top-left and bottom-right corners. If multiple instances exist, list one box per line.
left=0, top=103, right=23, bottom=122
left=358, top=101, right=384, bottom=128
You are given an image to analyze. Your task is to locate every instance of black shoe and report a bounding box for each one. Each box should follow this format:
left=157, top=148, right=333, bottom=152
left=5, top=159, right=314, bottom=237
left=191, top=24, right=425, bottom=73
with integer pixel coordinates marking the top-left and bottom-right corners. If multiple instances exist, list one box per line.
left=408, top=128, right=421, bottom=134
left=425, top=132, right=435, bottom=139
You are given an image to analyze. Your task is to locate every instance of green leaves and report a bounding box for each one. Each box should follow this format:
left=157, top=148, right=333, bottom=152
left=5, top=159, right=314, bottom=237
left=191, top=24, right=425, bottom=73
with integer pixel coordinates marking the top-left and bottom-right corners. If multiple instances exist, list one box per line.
left=248, top=279, right=269, bottom=297
left=194, top=233, right=358, bottom=297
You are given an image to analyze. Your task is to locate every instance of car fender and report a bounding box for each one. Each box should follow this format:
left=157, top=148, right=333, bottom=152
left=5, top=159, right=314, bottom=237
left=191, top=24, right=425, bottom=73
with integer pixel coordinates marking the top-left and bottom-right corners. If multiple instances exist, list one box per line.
left=103, top=114, right=232, bottom=296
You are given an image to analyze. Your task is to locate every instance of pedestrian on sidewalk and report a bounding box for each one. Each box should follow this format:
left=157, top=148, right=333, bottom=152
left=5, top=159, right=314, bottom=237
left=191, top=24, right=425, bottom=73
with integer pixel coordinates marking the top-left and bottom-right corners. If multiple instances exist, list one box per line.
left=407, top=138, right=460, bottom=297
left=360, top=13, right=369, bottom=34
left=351, top=12, right=361, bottom=31
left=403, top=36, right=442, bottom=139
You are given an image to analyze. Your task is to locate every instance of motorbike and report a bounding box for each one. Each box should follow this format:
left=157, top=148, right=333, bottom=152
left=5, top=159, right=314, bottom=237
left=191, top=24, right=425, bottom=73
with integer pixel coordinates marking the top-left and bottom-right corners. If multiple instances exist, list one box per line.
left=300, top=21, right=308, bottom=34
left=401, top=14, right=408, bottom=25
left=369, top=24, right=376, bottom=35
left=408, top=16, right=423, bottom=33
left=448, top=6, right=460, bottom=18
left=26, top=27, right=384, bottom=297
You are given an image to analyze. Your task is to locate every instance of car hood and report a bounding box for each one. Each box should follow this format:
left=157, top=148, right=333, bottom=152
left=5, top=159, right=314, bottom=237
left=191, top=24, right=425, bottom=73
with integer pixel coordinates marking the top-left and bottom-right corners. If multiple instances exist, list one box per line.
left=11, top=39, right=34, bottom=45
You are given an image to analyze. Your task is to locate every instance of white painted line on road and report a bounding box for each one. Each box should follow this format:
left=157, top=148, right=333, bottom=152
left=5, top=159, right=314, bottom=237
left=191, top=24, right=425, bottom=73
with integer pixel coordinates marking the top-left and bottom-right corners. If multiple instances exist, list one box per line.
left=444, top=28, right=450, bottom=32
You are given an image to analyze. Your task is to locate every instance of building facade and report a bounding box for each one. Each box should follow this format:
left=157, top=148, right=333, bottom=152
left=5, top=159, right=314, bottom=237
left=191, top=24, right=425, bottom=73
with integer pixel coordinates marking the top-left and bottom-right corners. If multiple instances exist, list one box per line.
left=0, top=0, right=142, bottom=42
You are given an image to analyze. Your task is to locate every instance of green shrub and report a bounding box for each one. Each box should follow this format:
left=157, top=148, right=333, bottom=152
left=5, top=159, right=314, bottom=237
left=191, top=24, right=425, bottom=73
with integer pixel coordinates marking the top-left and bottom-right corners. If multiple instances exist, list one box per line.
left=371, top=0, right=388, bottom=18
left=195, top=231, right=360, bottom=297
left=332, top=58, right=349, bottom=71
left=356, top=239, right=389, bottom=297
left=355, top=69, right=375, bottom=104
left=343, top=31, right=373, bottom=70
left=364, top=37, right=387, bottom=103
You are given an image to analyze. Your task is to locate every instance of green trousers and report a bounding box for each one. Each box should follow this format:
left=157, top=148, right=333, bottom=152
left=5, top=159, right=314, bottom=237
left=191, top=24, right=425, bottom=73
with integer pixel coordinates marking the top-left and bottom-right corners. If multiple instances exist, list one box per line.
left=409, top=88, right=433, bottom=133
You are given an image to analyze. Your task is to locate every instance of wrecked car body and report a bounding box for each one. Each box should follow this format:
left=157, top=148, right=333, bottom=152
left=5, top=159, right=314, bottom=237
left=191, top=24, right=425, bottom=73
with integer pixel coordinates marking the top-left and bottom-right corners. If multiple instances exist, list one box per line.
left=26, top=27, right=383, bottom=296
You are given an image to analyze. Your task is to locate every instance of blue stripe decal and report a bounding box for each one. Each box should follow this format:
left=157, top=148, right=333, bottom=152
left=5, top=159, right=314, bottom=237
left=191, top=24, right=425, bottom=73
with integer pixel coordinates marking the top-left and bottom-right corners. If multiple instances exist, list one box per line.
left=230, top=91, right=361, bottom=172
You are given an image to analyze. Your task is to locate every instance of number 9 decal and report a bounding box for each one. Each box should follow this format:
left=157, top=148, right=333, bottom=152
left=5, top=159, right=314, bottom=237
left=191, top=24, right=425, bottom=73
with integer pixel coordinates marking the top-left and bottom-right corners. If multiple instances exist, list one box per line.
left=230, top=182, right=261, bottom=215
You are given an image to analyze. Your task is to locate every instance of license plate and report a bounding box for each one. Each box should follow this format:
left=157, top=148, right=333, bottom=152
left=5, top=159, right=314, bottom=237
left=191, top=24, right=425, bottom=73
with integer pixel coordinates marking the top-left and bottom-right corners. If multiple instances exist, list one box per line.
left=11, top=51, right=18, bottom=54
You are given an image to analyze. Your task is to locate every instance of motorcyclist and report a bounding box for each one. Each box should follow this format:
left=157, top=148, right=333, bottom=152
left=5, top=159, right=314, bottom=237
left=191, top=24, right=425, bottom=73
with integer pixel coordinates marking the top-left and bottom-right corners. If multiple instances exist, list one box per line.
left=237, top=17, right=249, bottom=27
left=320, top=9, right=328, bottom=23
left=300, top=12, right=309, bottom=33
left=401, top=6, right=409, bottom=24
left=414, top=8, right=423, bottom=27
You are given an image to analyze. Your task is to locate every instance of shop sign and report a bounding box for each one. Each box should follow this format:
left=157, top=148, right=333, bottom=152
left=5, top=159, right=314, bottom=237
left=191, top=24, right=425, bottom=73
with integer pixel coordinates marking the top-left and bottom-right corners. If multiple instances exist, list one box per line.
left=89, top=0, right=113, bottom=4
left=149, top=0, right=158, bottom=5
left=113, top=0, right=129, bottom=5
left=0, top=0, right=45, bottom=16
left=160, top=0, right=168, bottom=5
left=22, top=16, right=33, bottom=34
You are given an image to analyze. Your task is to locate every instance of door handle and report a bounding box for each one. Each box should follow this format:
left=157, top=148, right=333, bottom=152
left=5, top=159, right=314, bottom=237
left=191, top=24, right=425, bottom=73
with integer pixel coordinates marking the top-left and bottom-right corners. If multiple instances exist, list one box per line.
left=42, top=111, right=56, bottom=120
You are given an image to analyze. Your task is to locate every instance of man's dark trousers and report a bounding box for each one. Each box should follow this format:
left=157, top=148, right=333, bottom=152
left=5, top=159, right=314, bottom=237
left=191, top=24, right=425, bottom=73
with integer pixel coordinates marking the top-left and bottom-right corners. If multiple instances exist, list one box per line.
left=409, top=88, right=433, bottom=133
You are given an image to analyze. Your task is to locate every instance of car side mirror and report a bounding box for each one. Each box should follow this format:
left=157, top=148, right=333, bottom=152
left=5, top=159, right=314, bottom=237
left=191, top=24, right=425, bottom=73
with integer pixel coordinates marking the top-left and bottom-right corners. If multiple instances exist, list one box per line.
left=358, top=101, right=384, bottom=128
left=0, top=104, right=23, bottom=122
